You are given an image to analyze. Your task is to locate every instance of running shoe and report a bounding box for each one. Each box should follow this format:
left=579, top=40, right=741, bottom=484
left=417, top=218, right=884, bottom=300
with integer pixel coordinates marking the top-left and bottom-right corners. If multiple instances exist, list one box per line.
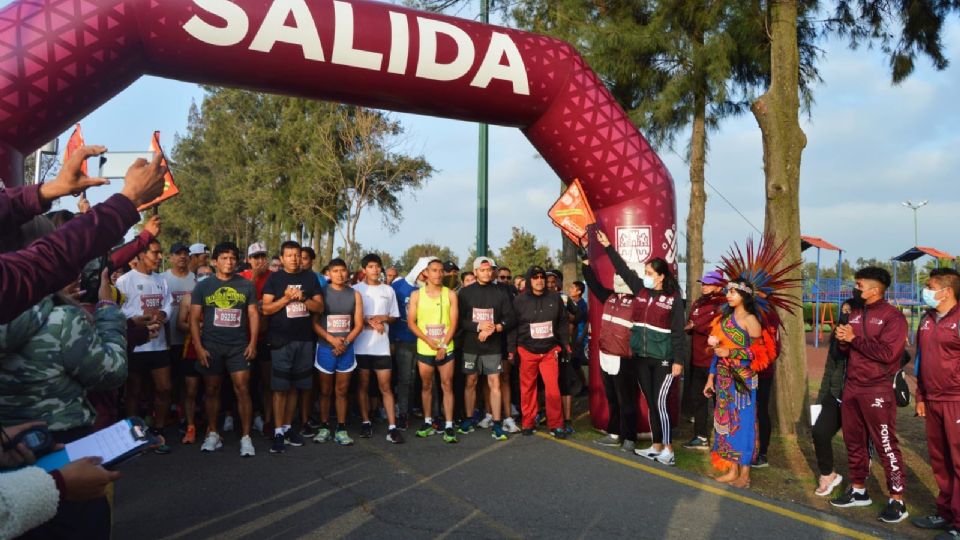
left=270, top=433, right=285, bottom=454
left=655, top=449, right=676, bottom=466
left=359, top=422, right=373, bottom=439
left=682, top=436, right=709, bottom=450
left=815, top=474, right=843, bottom=497
left=935, top=529, right=960, bottom=540
left=416, top=423, right=435, bottom=438
left=535, top=411, right=546, bottom=425
left=521, top=428, right=534, bottom=436
left=335, top=430, right=354, bottom=446
left=386, top=428, right=405, bottom=444
left=912, top=515, right=950, bottom=530
left=201, top=432, right=223, bottom=453
left=478, top=413, right=494, bottom=429
left=240, top=435, right=256, bottom=457
left=563, top=421, right=575, bottom=435
left=151, top=429, right=171, bottom=454
left=831, top=487, right=872, bottom=508
left=550, top=428, right=567, bottom=440
left=878, top=499, right=909, bottom=524
left=442, top=427, right=458, bottom=444
left=635, top=446, right=660, bottom=460
left=752, top=454, right=769, bottom=468
left=595, top=434, right=621, bottom=447
left=301, top=424, right=317, bottom=438
left=457, top=419, right=475, bottom=434
left=397, top=413, right=409, bottom=431
left=491, top=424, right=508, bottom=441
left=222, top=415, right=234, bottom=433
left=181, top=425, right=197, bottom=445
left=503, top=417, right=521, bottom=433
left=620, top=440, right=636, bottom=453
left=313, top=427, right=332, bottom=443
left=285, top=430, right=305, bottom=447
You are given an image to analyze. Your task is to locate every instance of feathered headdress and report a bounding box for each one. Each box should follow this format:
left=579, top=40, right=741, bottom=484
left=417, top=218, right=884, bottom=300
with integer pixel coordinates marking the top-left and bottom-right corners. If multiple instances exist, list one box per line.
left=717, top=234, right=802, bottom=325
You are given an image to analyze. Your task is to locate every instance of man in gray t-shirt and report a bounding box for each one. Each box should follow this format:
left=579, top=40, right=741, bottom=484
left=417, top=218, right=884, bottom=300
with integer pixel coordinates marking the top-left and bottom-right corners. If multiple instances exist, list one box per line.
left=189, top=242, right=259, bottom=457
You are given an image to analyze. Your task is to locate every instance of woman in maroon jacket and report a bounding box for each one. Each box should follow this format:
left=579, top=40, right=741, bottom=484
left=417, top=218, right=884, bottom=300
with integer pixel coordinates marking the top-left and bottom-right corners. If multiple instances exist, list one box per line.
left=682, top=271, right=726, bottom=450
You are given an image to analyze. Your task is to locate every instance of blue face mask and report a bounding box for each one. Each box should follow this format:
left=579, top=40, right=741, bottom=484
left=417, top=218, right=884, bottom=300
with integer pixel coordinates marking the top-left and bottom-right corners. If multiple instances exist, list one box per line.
left=643, top=275, right=656, bottom=289
left=922, top=288, right=941, bottom=309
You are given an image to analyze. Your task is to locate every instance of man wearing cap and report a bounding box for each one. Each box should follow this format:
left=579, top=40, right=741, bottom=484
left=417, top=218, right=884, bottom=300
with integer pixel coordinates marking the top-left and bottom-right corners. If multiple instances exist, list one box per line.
left=239, top=242, right=274, bottom=437
left=161, top=242, right=196, bottom=441
left=442, top=260, right=461, bottom=290
left=682, top=270, right=726, bottom=450
left=188, top=243, right=209, bottom=273
left=457, top=256, right=515, bottom=440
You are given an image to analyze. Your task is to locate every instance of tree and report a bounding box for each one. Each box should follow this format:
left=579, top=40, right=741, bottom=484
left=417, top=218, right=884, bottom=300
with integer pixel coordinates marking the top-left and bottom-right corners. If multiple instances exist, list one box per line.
left=399, top=243, right=459, bottom=274
left=496, top=227, right=555, bottom=276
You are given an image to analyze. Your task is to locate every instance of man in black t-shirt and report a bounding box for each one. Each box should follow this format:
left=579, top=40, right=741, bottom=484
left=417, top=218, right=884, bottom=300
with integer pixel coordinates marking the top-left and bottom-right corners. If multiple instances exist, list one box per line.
left=190, top=242, right=259, bottom=457
left=261, top=241, right=324, bottom=454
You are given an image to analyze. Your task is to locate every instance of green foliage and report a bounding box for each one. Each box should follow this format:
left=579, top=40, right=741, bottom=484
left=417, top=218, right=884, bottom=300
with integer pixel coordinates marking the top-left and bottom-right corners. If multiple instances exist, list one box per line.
left=495, top=227, right=555, bottom=275
left=399, top=243, right=459, bottom=273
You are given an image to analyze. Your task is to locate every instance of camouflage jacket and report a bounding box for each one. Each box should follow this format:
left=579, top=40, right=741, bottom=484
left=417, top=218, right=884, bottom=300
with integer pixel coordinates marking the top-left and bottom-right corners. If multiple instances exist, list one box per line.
left=0, top=296, right=127, bottom=431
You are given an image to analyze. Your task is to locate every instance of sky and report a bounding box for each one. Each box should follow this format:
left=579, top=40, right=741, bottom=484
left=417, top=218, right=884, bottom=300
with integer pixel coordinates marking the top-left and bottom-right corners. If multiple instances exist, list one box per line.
left=16, top=1, right=960, bottom=267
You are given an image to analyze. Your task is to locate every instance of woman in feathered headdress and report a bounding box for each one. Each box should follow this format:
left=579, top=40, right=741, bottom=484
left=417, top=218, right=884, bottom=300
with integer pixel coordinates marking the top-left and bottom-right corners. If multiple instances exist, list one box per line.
left=703, top=235, right=800, bottom=488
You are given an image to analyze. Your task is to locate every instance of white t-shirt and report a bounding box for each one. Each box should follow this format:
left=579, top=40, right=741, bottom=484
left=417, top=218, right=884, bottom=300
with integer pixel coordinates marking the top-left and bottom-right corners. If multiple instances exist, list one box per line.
left=160, top=270, right=195, bottom=346
left=116, top=270, right=173, bottom=353
left=353, top=282, right=400, bottom=356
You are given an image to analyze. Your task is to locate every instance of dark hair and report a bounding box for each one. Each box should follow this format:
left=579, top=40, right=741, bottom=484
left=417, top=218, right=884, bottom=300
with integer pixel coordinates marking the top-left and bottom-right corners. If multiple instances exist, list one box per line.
left=301, top=247, right=317, bottom=260
left=327, top=258, right=347, bottom=269
left=726, top=278, right=761, bottom=319
left=320, top=264, right=329, bottom=274
left=45, top=210, right=75, bottom=228
left=460, top=271, right=475, bottom=281
left=571, top=281, right=585, bottom=294
left=138, top=238, right=162, bottom=257
left=931, top=268, right=960, bottom=301
left=212, top=241, right=240, bottom=259
left=280, top=240, right=301, bottom=255
left=854, top=266, right=891, bottom=289
left=498, top=266, right=511, bottom=274
left=361, top=253, right=383, bottom=268
left=648, top=258, right=679, bottom=295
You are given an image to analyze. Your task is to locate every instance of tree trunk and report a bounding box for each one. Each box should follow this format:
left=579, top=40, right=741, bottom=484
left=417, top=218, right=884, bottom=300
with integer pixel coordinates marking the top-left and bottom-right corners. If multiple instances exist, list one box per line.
left=752, top=0, right=808, bottom=436
left=323, top=227, right=335, bottom=263
left=686, top=90, right=708, bottom=306
left=313, top=223, right=323, bottom=270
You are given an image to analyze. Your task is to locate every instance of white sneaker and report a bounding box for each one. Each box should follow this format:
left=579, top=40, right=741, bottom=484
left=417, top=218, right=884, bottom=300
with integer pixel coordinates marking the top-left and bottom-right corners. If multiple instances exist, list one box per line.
left=503, top=417, right=521, bottom=433
left=815, top=473, right=843, bottom=497
left=223, top=415, right=235, bottom=433
left=240, top=435, right=255, bottom=457
left=252, top=415, right=264, bottom=433
left=635, top=446, right=660, bottom=460
left=655, top=449, right=676, bottom=466
left=201, top=432, right=222, bottom=453
left=478, top=413, right=494, bottom=429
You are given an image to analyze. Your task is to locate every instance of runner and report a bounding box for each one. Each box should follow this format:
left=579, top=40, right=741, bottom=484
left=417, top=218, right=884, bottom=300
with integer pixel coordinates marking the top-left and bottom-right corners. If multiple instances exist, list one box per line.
left=312, top=258, right=364, bottom=446
left=391, top=257, right=434, bottom=430
left=261, top=241, right=324, bottom=454
left=116, top=238, right=174, bottom=454
left=353, top=253, right=404, bottom=444
left=175, top=264, right=213, bottom=444
left=509, top=265, right=570, bottom=438
left=567, top=280, right=590, bottom=397
left=238, top=242, right=273, bottom=437
left=409, top=258, right=460, bottom=443
left=493, top=266, right=521, bottom=433
left=189, top=242, right=260, bottom=457
left=160, top=242, right=196, bottom=441
left=300, top=246, right=328, bottom=288
left=188, top=243, right=209, bottom=273
left=457, top=256, right=514, bottom=441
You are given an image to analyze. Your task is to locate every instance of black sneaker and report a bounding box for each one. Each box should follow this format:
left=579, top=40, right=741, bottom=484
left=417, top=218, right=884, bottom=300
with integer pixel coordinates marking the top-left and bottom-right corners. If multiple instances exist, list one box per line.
left=551, top=428, right=567, bottom=440
left=913, top=515, right=951, bottom=530
left=935, top=528, right=960, bottom=540
left=682, top=436, right=709, bottom=450
left=386, top=428, right=405, bottom=444
left=878, top=499, right=909, bottom=523
left=301, top=424, right=317, bottom=438
left=397, top=413, right=408, bottom=431
left=830, top=487, right=872, bottom=508
left=270, top=433, right=285, bottom=454
left=521, top=428, right=534, bottom=436
left=753, top=454, right=769, bottom=468
left=359, top=422, right=373, bottom=438
left=285, top=430, right=305, bottom=447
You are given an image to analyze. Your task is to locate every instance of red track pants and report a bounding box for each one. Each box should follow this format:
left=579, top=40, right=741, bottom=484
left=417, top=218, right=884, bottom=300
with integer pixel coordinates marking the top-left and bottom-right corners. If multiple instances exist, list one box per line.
left=518, top=346, right=562, bottom=430
left=841, top=391, right=905, bottom=495
left=925, top=401, right=960, bottom=527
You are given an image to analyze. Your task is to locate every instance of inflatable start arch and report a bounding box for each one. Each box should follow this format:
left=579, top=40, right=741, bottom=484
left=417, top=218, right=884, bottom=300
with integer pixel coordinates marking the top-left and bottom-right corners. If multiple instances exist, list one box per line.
left=0, top=0, right=677, bottom=431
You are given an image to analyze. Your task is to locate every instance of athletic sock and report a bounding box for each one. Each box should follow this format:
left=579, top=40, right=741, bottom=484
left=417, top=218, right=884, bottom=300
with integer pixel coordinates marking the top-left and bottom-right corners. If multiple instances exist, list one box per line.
left=424, top=417, right=433, bottom=425
left=388, top=424, right=396, bottom=430
left=281, top=424, right=291, bottom=433
left=274, top=427, right=285, bottom=436
left=853, top=487, right=866, bottom=495
left=445, top=421, right=453, bottom=429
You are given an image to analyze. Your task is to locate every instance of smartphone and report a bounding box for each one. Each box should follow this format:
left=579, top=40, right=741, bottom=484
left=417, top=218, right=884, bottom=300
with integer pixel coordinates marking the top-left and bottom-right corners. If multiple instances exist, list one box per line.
left=838, top=312, right=850, bottom=325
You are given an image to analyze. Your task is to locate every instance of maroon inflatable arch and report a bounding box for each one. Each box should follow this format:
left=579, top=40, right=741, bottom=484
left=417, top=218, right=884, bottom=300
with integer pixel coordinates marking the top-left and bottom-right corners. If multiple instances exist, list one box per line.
left=0, top=0, right=677, bottom=431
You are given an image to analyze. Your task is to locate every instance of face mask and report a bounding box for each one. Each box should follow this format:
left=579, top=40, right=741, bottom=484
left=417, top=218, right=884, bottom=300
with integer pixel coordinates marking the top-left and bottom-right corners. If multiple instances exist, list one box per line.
left=922, top=288, right=941, bottom=309
left=643, top=276, right=656, bottom=289
left=852, top=288, right=865, bottom=302
left=441, top=275, right=459, bottom=289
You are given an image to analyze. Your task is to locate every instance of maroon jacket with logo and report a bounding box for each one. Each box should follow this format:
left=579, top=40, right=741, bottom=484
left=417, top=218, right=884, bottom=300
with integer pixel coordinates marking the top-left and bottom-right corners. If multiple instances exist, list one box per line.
left=687, top=292, right=724, bottom=368
left=842, top=299, right=908, bottom=396
left=915, top=304, right=960, bottom=402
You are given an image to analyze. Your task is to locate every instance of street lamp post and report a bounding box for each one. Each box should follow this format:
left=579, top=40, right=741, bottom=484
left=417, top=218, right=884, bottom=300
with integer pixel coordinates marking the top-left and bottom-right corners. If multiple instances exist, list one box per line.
left=901, top=199, right=928, bottom=247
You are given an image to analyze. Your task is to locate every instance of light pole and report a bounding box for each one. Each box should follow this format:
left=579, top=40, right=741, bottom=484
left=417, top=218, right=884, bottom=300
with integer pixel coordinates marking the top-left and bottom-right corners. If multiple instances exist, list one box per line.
left=901, top=200, right=928, bottom=247
left=475, top=0, right=490, bottom=257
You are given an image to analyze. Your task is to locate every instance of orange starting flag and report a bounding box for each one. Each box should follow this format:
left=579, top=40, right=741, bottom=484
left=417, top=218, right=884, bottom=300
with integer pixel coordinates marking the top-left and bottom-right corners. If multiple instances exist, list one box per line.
left=548, top=178, right=596, bottom=244
left=63, top=123, right=86, bottom=175
left=137, top=131, right=180, bottom=212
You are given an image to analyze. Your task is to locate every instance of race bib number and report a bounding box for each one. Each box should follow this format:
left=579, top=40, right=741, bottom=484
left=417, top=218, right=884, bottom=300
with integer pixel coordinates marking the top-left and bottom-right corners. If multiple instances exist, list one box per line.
left=213, top=308, right=242, bottom=328
left=286, top=301, right=308, bottom=318
left=172, top=291, right=187, bottom=305
left=426, top=324, right=446, bottom=339
left=141, top=294, right=162, bottom=315
left=472, top=308, right=494, bottom=323
left=530, top=321, right=554, bottom=340
left=327, top=314, right=351, bottom=332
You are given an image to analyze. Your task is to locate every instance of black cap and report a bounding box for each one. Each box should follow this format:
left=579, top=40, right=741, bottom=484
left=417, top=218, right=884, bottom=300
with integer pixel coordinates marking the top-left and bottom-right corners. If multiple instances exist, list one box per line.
left=443, top=260, right=459, bottom=272
left=170, top=242, right=189, bottom=255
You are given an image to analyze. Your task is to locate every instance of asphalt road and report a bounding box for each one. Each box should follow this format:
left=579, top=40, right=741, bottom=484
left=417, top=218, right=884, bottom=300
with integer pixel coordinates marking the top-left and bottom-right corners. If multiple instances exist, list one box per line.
left=113, top=425, right=897, bottom=540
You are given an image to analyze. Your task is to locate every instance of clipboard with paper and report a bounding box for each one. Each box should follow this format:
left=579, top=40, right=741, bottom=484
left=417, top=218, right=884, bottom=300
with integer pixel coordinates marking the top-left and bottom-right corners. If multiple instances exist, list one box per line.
left=34, top=417, right=160, bottom=472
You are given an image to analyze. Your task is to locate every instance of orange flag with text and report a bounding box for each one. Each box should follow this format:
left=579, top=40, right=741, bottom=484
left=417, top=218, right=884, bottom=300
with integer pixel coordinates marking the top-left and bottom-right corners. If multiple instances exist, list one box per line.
left=548, top=178, right=596, bottom=244
left=137, top=131, right=180, bottom=212
left=63, top=124, right=86, bottom=175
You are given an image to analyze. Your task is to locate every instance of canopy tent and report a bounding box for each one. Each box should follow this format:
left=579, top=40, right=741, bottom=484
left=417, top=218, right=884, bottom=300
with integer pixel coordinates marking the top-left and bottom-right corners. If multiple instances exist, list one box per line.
left=801, top=235, right=843, bottom=347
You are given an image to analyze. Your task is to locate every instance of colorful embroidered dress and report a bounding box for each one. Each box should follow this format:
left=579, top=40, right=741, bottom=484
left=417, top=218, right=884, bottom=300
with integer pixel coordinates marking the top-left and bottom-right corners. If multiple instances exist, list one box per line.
left=709, top=314, right=759, bottom=470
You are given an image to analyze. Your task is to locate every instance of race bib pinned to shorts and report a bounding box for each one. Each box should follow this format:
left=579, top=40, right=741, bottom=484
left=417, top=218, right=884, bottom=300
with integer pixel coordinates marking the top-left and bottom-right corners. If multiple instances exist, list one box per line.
left=286, top=301, right=308, bottom=318
left=426, top=324, right=446, bottom=339
left=213, top=308, right=242, bottom=328
left=530, top=321, right=554, bottom=340
left=472, top=308, right=494, bottom=323
left=327, top=314, right=351, bottom=332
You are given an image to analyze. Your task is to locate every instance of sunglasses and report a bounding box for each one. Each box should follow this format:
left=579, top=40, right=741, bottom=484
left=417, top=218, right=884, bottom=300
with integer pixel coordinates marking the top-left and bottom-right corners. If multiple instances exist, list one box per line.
left=498, top=275, right=512, bottom=280
left=530, top=274, right=545, bottom=280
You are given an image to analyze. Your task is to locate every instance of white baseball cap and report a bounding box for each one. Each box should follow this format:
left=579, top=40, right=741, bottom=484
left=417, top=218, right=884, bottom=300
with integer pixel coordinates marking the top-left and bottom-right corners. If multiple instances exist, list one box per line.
left=247, top=242, right=268, bottom=257
left=473, top=256, right=497, bottom=270
left=188, top=243, right=208, bottom=256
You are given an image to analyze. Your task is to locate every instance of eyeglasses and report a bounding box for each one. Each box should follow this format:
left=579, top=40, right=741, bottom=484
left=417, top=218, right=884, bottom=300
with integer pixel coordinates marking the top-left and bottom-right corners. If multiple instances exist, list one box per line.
left=530, top=274, right=545, bottom=280
left=498, top=275, right=512, bottom=281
